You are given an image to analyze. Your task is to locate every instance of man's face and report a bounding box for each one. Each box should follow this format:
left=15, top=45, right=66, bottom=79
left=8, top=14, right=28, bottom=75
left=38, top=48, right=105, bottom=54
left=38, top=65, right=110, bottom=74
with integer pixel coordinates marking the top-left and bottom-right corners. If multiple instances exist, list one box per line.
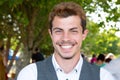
left=49, top=15, right=88, bottom=59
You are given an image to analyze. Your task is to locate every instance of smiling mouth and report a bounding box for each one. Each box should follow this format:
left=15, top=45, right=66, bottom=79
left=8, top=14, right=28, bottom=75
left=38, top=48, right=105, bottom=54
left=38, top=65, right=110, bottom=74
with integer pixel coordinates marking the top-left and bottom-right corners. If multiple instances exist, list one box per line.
left=61, top=45, right=72, bottom=49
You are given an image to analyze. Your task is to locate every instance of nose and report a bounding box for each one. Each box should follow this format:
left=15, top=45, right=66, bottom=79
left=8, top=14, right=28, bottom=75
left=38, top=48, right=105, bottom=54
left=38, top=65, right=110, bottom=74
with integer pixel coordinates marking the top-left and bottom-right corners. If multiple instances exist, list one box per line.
left=62, top=32, right=70, bottom=41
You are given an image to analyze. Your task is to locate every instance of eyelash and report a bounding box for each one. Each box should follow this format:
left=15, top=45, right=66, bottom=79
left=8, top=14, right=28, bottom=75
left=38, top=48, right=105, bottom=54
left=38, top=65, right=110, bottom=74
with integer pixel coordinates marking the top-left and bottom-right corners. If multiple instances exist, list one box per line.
left=55, top=30, right=62, bottom=32
left=54, top=30, right=78, bottom=34
left=71, top=30, right=78, bottom=32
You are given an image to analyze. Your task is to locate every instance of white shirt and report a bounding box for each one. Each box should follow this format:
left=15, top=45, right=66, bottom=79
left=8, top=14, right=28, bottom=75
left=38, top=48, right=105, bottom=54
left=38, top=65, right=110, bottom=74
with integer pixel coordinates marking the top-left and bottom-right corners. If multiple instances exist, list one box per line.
left=104, top=58, right=120, bottom=80
left=17, top=55, right=115, bottom=80
left=52, top=54, right=82, bottom=80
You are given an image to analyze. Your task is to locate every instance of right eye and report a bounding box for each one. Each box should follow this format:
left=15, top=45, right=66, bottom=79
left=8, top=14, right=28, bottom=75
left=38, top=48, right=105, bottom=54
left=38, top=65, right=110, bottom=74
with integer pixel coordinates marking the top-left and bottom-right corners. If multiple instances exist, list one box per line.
left=54, top=30, right=62, bottom=34
left=52, top=28, right=63, bottom=34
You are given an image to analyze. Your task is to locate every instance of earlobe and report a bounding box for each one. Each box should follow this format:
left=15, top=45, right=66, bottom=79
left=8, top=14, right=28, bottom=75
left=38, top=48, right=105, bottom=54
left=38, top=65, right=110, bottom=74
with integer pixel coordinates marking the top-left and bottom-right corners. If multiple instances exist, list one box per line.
left=82, top=29, right=89, bottom=40
left=48, top=29, right=51, bottom=34
left=48, top=29, right=52, bottom=38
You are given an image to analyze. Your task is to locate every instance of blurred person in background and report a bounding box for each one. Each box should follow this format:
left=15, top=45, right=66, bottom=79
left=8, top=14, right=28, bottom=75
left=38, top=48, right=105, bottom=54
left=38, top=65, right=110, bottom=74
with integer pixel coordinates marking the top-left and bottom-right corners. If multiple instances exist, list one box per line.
left=95, top=54, right=106, bottom=67
left=105, top=58, right=112, bottom=63
left=105, top=53, right=115, bottom=60
left=90, top=54, right=97, bottom=64
left=31, top=48, right=44, bottom=63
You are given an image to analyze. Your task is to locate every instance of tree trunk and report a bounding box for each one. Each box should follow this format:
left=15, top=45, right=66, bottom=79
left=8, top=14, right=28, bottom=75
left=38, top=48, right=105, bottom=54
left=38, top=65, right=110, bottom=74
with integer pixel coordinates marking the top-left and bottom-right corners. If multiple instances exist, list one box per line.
left=7, top=43, right=20, bottom=73
left=5, top=37, right=11, bottom=67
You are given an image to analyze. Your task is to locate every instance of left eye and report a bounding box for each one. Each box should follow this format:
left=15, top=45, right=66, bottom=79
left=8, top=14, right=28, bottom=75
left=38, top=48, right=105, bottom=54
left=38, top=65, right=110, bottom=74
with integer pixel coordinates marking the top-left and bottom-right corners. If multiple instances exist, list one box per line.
left=72, top=31, right=78, bottom=33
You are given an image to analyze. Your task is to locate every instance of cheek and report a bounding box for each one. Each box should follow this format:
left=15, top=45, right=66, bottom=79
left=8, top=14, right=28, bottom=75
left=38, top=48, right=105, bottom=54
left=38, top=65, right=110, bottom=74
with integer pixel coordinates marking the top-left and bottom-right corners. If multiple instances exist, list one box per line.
left=73, top=34, right=83, bottom=41
left=75, top=38, right=82, bottom=44
left=51, top=35, right=60, bottom=43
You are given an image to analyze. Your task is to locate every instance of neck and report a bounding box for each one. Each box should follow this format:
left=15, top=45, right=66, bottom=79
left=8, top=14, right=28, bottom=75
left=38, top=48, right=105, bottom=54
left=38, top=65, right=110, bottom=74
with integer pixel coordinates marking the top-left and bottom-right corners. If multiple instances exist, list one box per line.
left=54, top=53, right=80, bottom=73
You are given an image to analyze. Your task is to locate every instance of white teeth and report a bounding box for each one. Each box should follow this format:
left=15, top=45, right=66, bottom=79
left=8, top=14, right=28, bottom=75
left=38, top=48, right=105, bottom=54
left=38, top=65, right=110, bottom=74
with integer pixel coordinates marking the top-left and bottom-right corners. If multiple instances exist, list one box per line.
left=61, top=45, right=72, bottom=49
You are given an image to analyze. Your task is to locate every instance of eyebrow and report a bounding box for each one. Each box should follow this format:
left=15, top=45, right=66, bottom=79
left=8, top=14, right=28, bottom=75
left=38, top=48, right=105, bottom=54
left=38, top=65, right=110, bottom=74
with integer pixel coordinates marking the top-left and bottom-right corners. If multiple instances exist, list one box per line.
left=69, top=27, right=78, bottom=30
left=52, top=27, right=79, bottom=31
left=52, top=27, right=63, bottom=31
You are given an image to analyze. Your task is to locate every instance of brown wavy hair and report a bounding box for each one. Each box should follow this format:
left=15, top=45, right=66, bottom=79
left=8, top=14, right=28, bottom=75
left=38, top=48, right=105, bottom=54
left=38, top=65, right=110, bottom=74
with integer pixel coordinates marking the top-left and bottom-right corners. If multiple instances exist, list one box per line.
left=49, top=2, right=86, bottom=33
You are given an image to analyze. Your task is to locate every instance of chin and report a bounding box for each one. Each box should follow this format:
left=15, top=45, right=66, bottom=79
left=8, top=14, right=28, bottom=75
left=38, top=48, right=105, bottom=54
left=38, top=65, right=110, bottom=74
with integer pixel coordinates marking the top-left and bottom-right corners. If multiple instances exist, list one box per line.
left=61, top=55, right=74, bottom=59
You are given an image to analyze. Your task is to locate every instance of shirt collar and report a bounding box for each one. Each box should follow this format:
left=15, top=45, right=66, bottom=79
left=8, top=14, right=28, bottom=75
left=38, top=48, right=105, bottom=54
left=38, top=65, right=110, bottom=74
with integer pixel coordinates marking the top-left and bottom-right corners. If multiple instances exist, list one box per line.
left=52, top=54, right=62, bottom=71
left=52, top=54, right=83, bottom=73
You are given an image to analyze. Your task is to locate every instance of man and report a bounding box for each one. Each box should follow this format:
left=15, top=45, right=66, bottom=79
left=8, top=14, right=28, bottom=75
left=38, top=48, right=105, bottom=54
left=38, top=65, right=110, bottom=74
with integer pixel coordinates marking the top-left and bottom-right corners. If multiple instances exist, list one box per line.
left=16, top=2, right=115, bottom=80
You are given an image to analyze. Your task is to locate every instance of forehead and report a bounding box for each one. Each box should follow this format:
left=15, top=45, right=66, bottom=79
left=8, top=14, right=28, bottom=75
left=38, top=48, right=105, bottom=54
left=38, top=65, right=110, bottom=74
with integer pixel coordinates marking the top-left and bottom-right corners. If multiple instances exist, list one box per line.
left=52, top=16, right=82, bottom=29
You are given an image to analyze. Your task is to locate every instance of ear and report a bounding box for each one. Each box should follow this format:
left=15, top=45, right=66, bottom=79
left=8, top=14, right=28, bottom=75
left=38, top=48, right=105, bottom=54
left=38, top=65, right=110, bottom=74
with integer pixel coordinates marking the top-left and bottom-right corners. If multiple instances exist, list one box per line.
left=82, top=29, right=89, bottom=40
left=48, top=29, right=52, bottom=38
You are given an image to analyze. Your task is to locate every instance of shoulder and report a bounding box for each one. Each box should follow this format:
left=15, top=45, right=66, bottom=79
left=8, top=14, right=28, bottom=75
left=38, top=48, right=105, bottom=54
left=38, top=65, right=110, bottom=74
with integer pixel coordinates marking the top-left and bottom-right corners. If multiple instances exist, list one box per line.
left=103, top=58, right=120, bottom=80
left=17, top=63, right=37, bottom=80
left=100, top=68, right=115, bottom=80
left=21, top=63, right=37, bottom=72
left=104, top=58, right=120, bottom=72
